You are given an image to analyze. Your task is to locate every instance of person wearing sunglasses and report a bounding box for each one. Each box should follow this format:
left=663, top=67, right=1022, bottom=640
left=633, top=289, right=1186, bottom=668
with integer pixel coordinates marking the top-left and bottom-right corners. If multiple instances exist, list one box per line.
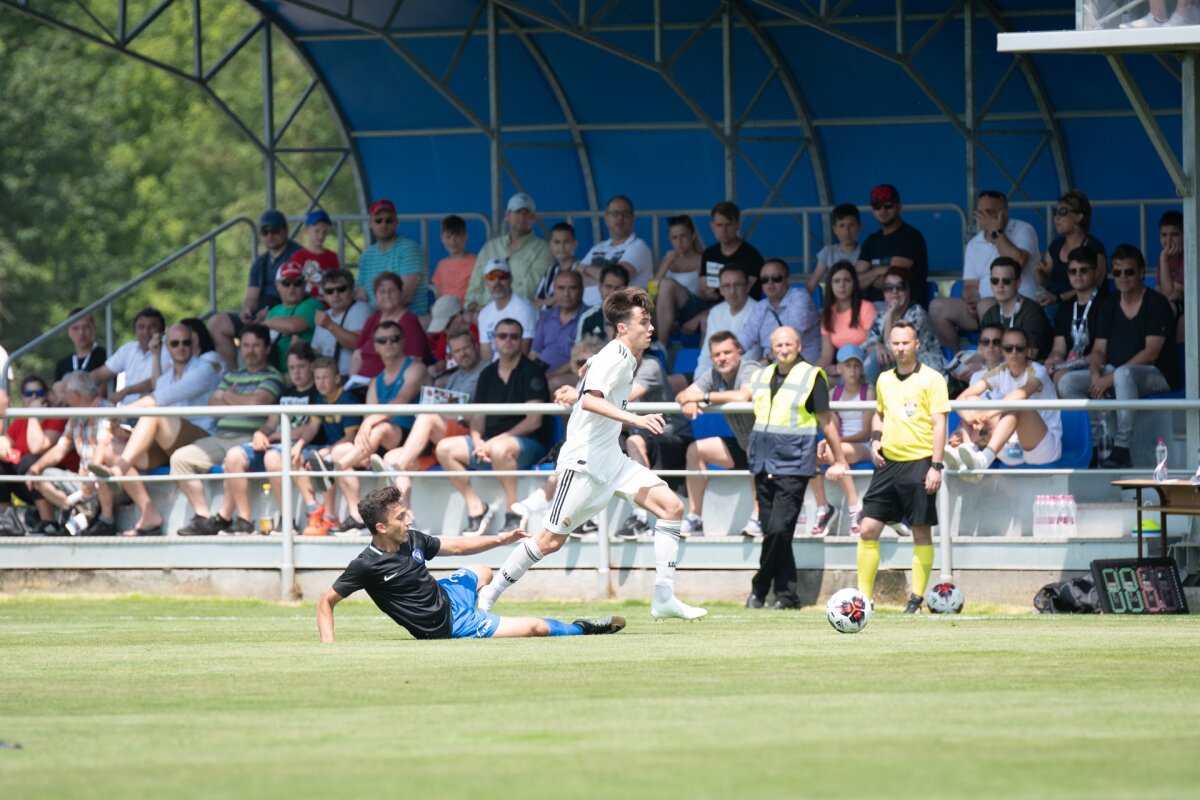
left=1036, top=190, right=1107, bottom=307
left=465, top=192, right=553, bottom=313
left=861, top=266, right=945, bottom=383
left=736, top=258, right=821, bottom=366
left=930, top=190, right=1040, bottom=349
left=1057, top=244, right=1176, bottom=469
left=261, top=261, right=324, bottom=372
left=311, top=268, right=371, bottom=377
left=354, top=198, right=429, bottom=316
left=947, top=327, right=1062, bottom=480
left=90, top=323, right=226, bottom=536
left=88, top=306, right=168, bottom=406
left=207, top=208, right=301, bottom=371
left=855, top=184, right=931, bottom=308
left=0, top=375, right=67, bottom=535
left=1043, top=248, right=1106, bottom=390
left=349, top=271, right=430, bottom=384
left=435, top=318, right=550, bottom=537
left=978, top=257, right=1052, bottom=361
left=947, top=322, right=1006, bottom=387
left=476, top=259, right=537, bottom=362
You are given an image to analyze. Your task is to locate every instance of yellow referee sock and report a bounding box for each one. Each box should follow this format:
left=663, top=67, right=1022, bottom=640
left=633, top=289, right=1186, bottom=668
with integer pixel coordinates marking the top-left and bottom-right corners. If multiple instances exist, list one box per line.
left=912, top=545, right=934, bottom=598
left=856, top=540, right=880, bottom=597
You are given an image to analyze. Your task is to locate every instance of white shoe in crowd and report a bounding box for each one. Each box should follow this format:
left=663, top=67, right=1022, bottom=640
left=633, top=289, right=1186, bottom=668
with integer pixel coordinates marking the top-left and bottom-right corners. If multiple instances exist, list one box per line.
left=1168, top=6, right=1200, bottom=25
left=1121, top=12, right=1166, bottom=28
left=511, top=488, right=551, bottom=525
left=741, top=516, right=763, bottom=538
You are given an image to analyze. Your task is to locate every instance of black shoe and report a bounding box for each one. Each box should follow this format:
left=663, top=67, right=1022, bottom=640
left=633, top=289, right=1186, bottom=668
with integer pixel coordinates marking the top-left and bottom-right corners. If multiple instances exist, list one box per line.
left=219, top=518, right=255, bottom=536
left=331, top=518, right=366, bottom=536
left=177, top=515, right=217, bottom=536
left=745, top=593, right=765, bottom=609
left=572, top=615, right=626, bottom=635
left=304, top=451, right=333, bottom=492
left=1088, top=448, right=1099, bottom=469
left=502, top=512, right=523, bottom=530
left=464, top=503, right=497, bottom=536
left=1100, top=446, right=1132, bottom=469
left=35, top=521, right=68, bottom=537
left=82, top=518, right=117, bottom=536
left=903, top=593, right=924, bottom=615
left=770, top=596, right=802, bottom=610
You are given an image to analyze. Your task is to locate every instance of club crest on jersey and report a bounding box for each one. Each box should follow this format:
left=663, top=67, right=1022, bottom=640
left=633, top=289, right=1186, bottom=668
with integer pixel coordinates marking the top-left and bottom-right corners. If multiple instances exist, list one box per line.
left=412, top=548, right=425, bottom=564
left=904, top=400, right=918, bottom=418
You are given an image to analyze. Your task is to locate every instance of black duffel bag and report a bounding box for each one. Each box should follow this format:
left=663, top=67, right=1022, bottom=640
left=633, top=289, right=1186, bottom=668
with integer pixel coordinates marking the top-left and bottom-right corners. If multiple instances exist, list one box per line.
left=1034, top=575, right=1101, bottom=614
left=0, top=505, right=39, bottom=537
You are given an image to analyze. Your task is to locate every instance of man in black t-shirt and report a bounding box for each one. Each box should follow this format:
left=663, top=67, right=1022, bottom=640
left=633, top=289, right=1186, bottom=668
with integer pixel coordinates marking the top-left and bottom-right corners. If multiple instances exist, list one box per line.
left=704, top=201, right=767, bottom=299
left=53, top=308, right=107, bottom=386
left=855, top=184, right=930, bottom=307
left=435, top=318, right=552, bottom=536
left=1057, top=244, right=1174, bottom=468
left=316, top=487, right=624, bottom=641
left=1044, top=246, right=1108, bottom=390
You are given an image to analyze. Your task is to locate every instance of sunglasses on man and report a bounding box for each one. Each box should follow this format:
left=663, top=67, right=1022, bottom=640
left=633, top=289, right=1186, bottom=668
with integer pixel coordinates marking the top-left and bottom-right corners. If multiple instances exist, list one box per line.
left=990, top=276, right=1014, bottom=286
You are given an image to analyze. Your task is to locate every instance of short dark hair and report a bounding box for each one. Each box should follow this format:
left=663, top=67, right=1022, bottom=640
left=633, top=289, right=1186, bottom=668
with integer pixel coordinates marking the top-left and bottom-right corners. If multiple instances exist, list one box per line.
left=1001, top=326, right=1029, bottom=344
left=1110, top=244, right=1146, bottom=271
left=241, top=323, right=270, bottom=345
left=603, top=287, right=655, bottom=328
left=321, top=268, right=354, bottom=286
left=373, top=271, right=403, bottom=294
left=20, top=373, right=48, bottom=394
left=134, top=306, right=166, bottom=330
left=831, top=203, right=860, bottom=224
left=891, top=319, right=916, bottom=334
left=287, top=341, right=316, bottom=363
left=707, top=330, right=742, bottom=350
left=550, top=221, right=576, bottom=238
left=359, top=486, right=404, bottom=537
left=68, top=307, right=92, bottom=321
left=718, top=263, right=748, bottom=281
left=1066, top=247, right=1098, bottom=271
left=711, top=201, right=740, bottom=221
left=1159, top=210, right=1183, bottom=230
left=554, top=269, right=583, bottom=288
left=441, top=214, right=466, bottom=235
left=377, top=319, right=404, bottom=337
left=495, top=317, right=524, bottom=336
left=979, top=322, right=1004, bottom=338
left=989, top=256, right=1021, bottom=278
left=312, top=357, right=338, bottom=374
left=977, top=189, right=1008, bottom=204
left=762, top=258, right=790, bottom=276
left=599, top=264, right=630, bottom=286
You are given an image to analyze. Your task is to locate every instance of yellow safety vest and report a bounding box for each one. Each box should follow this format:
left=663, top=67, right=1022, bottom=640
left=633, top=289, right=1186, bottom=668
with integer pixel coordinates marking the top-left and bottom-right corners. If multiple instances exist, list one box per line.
left=747, top=360, right=823, bottom=475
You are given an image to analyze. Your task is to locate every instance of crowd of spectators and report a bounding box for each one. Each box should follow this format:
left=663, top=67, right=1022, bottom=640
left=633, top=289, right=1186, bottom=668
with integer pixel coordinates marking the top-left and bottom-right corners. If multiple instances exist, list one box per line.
left=0, top=185, right=1188, bottom=537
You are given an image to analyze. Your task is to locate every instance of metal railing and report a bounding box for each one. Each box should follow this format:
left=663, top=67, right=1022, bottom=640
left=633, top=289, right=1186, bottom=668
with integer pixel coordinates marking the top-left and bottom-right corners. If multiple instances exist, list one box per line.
left=3, top=396, right=1197, bottom=599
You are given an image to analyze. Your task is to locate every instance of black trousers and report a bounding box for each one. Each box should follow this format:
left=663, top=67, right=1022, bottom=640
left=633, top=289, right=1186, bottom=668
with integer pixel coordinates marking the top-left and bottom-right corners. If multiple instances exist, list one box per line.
left=751, top=472, right=809, bottom=603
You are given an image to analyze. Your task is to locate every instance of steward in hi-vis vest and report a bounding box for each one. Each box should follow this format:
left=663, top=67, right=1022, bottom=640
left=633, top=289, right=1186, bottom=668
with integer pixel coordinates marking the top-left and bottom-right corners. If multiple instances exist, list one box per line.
left=740, top=326, right=848, bottom=609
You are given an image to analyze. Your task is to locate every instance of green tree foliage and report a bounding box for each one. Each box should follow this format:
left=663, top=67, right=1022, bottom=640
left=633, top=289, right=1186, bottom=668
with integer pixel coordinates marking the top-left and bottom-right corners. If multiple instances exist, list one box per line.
left=0, top=4, right=360, bottom=379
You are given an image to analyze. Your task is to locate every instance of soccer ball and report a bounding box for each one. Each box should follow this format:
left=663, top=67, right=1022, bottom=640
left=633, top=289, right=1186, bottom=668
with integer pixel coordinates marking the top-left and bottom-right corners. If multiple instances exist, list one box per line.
left=926, top=582, right=964, bottom=614
left=825, top=588, right=873, bottom=634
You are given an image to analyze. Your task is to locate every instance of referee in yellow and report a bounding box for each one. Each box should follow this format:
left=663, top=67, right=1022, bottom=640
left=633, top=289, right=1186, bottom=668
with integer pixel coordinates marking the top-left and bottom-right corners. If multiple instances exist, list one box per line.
left=857, top=319, right=949, bottom=614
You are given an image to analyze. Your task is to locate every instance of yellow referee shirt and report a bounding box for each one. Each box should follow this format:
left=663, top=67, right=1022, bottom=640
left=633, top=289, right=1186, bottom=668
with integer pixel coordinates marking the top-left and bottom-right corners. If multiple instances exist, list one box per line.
left=876, top=362, right=950, bottom=462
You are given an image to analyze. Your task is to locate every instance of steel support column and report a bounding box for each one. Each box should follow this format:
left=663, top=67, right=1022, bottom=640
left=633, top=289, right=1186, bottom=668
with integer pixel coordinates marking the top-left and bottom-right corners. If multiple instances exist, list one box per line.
left=488, top=2, right=502, bottom=229
left=722, top=2, right=735, bottom=199
left=262, top=21, right=276, bottom=209
left=1182, top=55, right=1199, bottom=460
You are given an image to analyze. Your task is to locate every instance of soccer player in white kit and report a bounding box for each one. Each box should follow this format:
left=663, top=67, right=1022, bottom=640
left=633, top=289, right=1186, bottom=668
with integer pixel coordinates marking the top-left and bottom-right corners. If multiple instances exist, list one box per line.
left=477, top=288, right=707, bottom=621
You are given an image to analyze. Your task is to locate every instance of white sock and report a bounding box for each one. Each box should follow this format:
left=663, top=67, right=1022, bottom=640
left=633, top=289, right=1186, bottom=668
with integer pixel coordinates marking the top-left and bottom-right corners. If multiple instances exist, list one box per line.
left=981, top=448, right=997, bottom=467
left=653, top=518, right=682, bottom=604
left=487, top=539, right=544, bottom=599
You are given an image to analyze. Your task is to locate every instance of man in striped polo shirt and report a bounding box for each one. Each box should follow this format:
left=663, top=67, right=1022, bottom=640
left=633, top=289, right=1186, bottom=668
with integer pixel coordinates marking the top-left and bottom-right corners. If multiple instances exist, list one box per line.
left=171, top=324, right=284, bottom=536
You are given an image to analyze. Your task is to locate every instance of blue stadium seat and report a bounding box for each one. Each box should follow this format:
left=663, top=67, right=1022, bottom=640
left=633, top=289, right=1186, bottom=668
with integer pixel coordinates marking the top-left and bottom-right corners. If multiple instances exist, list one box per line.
left=691, top=412, right=734, bottom=440
left=812, top=285, right=823, bottom=310
left=669, top=332, right=701, bottom=348
left=1143, top=275, right=1157, bottom=291
left=672, top=347, right=701, bottom=376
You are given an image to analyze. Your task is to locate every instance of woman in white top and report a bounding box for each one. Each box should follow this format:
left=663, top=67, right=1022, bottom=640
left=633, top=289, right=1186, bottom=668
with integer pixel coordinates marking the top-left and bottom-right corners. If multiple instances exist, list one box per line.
left=652, top=215, right=709, bottom=346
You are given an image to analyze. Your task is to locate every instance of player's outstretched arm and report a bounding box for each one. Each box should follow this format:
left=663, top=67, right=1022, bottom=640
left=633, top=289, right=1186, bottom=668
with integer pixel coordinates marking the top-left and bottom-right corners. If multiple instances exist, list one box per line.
left=440, top=528, right=529, bottom=556
left=580, top=390, right=664, bottom=434
left=316, top=588, right=344, bottom=643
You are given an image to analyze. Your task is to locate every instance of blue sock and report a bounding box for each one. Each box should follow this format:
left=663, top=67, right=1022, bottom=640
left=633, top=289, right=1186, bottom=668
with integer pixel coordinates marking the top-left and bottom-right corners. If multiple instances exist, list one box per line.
left=543, top=618, right=583, bottom=637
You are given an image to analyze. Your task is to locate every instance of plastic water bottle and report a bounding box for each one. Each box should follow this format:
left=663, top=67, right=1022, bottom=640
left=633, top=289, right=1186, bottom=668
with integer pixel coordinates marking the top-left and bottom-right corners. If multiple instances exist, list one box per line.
left=1032, top=495, right=1046, bottom=537
left=1097, top=417, right=1111, bottom=464
left=1048, top=495, right=1062, bottom=537
left=1153, top=439, right=1169, bottom=483
left=258, top=482, right=273, bottom=534
left=1063, top=494, right=1077, bottom=537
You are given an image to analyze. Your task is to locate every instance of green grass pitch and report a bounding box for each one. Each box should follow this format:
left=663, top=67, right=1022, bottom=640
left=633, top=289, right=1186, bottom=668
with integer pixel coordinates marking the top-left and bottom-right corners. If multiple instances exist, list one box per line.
left=1, top=594, right=1197, bottom=800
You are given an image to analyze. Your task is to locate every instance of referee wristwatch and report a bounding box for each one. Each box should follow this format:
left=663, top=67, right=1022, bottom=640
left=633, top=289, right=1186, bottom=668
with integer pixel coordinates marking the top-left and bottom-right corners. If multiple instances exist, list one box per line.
left=931, top=461, right=945, bottom=471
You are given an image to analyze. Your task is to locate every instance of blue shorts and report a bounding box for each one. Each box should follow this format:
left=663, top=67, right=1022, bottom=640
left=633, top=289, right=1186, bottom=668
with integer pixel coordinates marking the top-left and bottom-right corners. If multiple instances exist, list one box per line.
left=464, top=435, right=546, bottom=470
left=238, top=443, right=319, bottom=472
left=439, top=568, right=501, bottom=639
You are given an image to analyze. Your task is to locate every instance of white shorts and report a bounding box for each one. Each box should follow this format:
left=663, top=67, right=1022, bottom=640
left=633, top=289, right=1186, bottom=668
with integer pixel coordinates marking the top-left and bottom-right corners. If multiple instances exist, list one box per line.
left=997, top=431, right=1062, bottom=466
left=544, top=458, right=663, bottom=535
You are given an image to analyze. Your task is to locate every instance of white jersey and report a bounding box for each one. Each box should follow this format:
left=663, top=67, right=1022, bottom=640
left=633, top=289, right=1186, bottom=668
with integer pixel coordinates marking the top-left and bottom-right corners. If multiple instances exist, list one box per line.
left=556, top=338, right=637, bottom=480
left=982, top=361, right=1061, bottom=440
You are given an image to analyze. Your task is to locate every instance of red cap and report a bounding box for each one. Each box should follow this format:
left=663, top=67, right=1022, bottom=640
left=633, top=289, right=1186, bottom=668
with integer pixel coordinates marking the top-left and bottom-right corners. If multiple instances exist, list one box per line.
left=276, top=261, right=304, bottom=281
left=870, top=184, right=900, bottom=205
left=369, top=199, right=397, bottom=217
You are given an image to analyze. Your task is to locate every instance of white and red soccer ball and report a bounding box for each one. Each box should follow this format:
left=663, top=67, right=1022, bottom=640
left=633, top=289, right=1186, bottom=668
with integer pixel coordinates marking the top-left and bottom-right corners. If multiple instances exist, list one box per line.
left=926, top=582, right=965, bottom=614
left=825, top=588, right=873, bottom=633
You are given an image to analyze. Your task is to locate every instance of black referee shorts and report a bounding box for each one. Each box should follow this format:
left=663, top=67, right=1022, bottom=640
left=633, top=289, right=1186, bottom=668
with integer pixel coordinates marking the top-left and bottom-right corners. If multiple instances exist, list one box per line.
left=861, top=457, right=938, bottom=527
